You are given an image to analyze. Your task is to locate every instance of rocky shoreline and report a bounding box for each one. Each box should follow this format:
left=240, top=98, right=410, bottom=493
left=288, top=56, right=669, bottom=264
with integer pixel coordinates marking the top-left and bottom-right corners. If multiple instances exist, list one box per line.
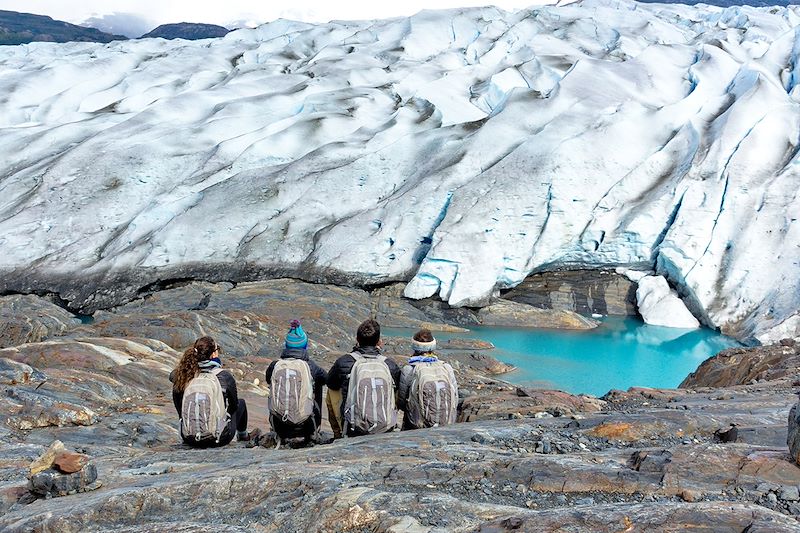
left=1, top=279, right=799, bottom=531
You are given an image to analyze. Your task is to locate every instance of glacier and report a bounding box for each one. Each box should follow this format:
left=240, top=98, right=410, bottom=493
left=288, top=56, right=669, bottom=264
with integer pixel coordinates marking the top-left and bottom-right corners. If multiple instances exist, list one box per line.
left=0, top=0, right=798, bottom=343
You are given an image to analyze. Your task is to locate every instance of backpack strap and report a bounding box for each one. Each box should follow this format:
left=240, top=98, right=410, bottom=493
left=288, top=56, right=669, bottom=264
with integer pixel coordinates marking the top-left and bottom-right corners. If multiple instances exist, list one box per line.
left=208, top=367, right=230, bottom=418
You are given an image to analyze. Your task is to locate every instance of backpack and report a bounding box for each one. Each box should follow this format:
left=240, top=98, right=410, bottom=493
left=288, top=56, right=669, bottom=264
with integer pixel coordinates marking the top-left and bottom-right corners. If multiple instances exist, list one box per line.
left=344, top=353, right=397, bottom=435
left=269, top=358, right=315, bottom=426
left=181, top=368, right=229, bottom=442
left=407, top=361, right=458, bottom=428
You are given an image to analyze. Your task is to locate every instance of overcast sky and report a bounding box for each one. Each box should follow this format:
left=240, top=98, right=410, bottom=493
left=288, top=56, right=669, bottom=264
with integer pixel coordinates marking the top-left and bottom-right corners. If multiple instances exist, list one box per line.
left=0, top=0, right=546, bottom=37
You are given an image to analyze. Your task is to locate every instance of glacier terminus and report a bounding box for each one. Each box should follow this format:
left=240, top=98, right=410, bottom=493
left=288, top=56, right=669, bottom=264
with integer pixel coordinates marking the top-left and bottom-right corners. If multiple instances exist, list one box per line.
left=0, top=0, right=798, bottom=343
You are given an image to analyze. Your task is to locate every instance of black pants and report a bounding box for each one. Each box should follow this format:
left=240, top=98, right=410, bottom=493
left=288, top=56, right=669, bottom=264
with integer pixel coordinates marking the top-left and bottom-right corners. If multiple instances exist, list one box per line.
left=184, top=399, right=248, bottom=448
left=271, top=404, right=320, bottom=441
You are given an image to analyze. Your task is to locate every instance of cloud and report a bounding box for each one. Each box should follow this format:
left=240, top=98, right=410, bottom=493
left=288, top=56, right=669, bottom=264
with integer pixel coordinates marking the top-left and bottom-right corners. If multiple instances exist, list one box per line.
left=81, top=12, right=157, bottom=38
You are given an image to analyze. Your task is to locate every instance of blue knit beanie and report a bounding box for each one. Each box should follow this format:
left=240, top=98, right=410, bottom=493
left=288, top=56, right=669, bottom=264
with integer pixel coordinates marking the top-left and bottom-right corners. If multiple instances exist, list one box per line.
left=285, top=319, right=308, bottom=349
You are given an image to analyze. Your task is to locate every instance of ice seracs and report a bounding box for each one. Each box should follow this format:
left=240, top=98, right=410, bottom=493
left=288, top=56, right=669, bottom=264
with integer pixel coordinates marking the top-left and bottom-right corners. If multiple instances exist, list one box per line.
left=0, top=0, right=798, bottom=343
left=636, top=276, right=700, bottom=329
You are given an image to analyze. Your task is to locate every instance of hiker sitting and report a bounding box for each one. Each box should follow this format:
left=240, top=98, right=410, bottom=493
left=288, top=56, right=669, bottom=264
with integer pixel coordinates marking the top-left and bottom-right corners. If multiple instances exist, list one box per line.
left=265, top=320, right=327, bottom=444
left=327, top=319, right=401, bottom=437
left=398, top=328, right=458, bottom=430
left=170, top=336, right=249, bottom=447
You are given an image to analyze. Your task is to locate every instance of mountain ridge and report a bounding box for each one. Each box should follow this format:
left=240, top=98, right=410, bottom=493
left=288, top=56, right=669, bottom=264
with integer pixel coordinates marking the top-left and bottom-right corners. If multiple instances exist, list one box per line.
left=0, top=9, right=127, bottom=45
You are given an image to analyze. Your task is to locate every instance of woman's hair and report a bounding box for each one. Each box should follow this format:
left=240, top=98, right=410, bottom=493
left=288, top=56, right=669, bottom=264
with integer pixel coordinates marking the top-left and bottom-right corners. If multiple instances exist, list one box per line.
left=413, top=329, right=434, bottom=343
left=173, top=336, right=218, bottom=392
left=412, top=328, right=436, bottom=354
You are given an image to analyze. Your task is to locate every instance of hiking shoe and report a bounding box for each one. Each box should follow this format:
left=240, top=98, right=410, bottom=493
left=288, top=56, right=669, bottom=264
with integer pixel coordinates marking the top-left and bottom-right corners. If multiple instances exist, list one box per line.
left=237, top=430, right=251, bottom=442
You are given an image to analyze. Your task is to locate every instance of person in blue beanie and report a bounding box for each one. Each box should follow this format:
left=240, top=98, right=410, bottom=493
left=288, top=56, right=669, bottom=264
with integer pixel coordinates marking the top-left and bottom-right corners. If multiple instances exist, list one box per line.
left=265, top=320, right=327, bottom=443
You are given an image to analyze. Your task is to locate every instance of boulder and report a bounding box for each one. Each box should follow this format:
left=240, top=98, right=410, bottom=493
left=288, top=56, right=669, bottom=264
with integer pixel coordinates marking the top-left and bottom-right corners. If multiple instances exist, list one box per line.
left=54, top=452, right=89, bottom=474
left=29, top=441, right=65, bottom=476
left=789, top=402, right=800, bottom=465
left=28, top=463, right=98, bottom=497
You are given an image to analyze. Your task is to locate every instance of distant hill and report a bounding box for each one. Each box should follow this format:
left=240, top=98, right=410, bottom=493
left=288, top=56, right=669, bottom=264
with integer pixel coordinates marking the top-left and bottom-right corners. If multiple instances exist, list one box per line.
left=0, top=10, right=127, bottom=45
left=140, top=23, right=230, bottom=40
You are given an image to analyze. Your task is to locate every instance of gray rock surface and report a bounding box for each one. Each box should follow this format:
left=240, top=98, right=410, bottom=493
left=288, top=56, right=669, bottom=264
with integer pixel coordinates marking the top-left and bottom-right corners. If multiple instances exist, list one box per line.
left=681, top=341, right=800, bottom=388
left=0, top=295, right=81, bottom=348
left=0, top=287, right=799, bottom=530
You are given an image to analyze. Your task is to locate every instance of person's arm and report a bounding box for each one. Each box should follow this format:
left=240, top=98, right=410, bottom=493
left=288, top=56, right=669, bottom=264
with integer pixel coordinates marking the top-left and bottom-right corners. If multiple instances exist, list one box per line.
left=309, top=360, right=328, bottom=409
left=311, top=360, right=328, bottom=386
left=218, top=370, right=239, bottom=414
left=385, top=358, right=402, bottom=390
left=327, top=358, right=345, bottom=391
left=397, top=365, right=413, bottom=410
left=265, top=360, right=276, bottom=384
left=172, top=389, right=183, bottom=417
left=170, top=370, right=182, bottom=416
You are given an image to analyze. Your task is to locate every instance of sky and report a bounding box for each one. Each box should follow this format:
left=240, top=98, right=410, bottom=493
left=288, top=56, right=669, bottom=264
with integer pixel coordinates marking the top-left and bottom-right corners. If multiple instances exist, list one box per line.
left=0, top=0, right=545, bottom=37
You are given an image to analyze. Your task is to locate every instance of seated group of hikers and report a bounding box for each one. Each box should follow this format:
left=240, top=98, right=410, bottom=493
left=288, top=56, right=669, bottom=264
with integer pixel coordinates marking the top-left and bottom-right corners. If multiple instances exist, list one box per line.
left=170, top=319, right=458, bottom=447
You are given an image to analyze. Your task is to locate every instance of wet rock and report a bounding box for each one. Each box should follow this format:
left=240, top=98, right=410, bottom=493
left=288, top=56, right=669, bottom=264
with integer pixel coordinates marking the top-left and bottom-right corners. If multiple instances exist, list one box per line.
left=455, top=352, right=515, bottom=376
left=443, top=338, right=495, bottom=350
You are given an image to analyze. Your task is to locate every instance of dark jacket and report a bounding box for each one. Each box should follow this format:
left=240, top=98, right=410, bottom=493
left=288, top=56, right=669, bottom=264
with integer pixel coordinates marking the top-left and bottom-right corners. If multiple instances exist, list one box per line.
left=265, top=347, right=328, bottom=427
left=327, top=345, right=401, bottom=413
left=170, top=366, right=240, bottom=446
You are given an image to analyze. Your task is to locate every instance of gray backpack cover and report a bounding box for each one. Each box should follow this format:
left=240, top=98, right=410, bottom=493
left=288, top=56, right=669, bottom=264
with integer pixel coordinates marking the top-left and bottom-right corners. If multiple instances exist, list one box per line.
left=407, top=361, right=458, bottom=428
left=344, top=353, right=397, bottom=434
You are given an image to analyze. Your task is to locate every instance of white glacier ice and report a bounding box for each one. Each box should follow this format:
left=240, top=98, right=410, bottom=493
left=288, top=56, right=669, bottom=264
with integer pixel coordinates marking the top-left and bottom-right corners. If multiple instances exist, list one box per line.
left=0, top=0, right=798, bottom=343
left=636, top=275, right=700, bottom=329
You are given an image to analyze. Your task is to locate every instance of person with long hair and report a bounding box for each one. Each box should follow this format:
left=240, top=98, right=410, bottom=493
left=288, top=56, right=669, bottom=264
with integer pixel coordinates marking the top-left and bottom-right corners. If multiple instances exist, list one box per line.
left=170, top=336, right=249, bottom=447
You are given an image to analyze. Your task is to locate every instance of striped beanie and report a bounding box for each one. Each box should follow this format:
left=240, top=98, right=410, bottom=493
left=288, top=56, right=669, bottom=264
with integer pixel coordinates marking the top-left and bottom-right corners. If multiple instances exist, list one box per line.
left=285, top=319, right=308, bottom=349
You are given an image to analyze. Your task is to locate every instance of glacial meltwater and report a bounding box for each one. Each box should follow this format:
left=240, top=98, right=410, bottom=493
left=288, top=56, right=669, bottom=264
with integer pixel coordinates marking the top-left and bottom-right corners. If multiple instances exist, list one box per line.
left=390, top=316, right=741, bottom=397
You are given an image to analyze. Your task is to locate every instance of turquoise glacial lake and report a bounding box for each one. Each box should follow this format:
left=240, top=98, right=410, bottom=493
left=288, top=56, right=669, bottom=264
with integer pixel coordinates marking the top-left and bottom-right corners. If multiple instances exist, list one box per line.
left=390, top=316, right=740, bottom=397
